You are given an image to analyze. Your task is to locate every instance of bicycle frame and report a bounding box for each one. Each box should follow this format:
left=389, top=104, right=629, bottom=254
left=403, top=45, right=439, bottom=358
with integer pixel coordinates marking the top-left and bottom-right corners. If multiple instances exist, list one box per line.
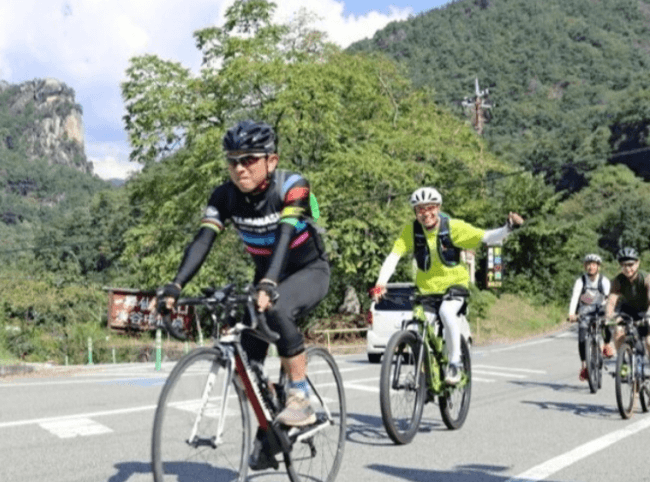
left=183, top=321, right=338, bottom=466
left=404, top=299, right=468, bottom=396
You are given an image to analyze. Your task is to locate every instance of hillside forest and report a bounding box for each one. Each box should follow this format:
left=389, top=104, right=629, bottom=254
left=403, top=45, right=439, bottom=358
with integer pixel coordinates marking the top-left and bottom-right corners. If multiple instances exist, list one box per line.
left=1, top=0, right=650, bottom=363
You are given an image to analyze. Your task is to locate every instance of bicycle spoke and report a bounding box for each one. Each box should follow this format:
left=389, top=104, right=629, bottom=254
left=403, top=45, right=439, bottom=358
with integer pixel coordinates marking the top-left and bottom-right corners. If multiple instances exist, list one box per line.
left=380, top=330, right=426, bottom=445
left=152, top=348, right=250, bottom=482
left=286, top=347, right=346, bottom=482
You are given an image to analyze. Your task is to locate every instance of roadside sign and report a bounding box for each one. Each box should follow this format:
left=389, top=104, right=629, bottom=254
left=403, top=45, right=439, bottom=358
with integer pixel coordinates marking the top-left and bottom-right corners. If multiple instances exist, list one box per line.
left=487, top=246, right=503, bottom=289
left=104, top=287, right=193, bottom=333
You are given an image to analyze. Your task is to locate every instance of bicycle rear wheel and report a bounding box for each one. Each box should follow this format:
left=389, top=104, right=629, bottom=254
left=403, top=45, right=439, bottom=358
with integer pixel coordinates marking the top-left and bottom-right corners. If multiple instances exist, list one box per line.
left=586, top=334, right=600, bottom=394
left=439, top=335, right=472, bottom=429
left=379, top=329, right=426, bottom=445
left=615, top=343, right=635, bottom=419
left=152, top=347, right=251, bottom=482
left=285, top=346, right=346, bottom=482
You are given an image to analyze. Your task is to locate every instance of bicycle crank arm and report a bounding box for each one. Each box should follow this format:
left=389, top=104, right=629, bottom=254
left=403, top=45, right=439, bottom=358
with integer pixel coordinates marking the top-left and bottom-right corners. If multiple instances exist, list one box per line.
left=292, top=420, right=331, bottom=443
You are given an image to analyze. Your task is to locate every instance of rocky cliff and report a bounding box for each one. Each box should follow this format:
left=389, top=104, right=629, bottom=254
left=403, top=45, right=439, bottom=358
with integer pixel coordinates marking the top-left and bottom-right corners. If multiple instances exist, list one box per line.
left=0, top=78, right=92, bottom=174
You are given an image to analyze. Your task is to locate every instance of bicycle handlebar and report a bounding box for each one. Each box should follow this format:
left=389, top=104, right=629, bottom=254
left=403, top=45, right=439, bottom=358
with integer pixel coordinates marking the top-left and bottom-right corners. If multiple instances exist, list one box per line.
left=160, top=285, right=280, bottom=343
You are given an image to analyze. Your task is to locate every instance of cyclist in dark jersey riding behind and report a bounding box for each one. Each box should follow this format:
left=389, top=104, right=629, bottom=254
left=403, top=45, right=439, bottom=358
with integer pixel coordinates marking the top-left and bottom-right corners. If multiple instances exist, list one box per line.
left=605, top=247, right=650, bottom=356
left=156, top=120, right=330, bottom=444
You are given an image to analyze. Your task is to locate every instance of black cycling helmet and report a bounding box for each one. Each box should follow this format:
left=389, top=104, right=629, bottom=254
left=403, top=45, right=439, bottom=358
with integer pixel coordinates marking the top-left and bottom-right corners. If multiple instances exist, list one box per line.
left=223, top=120, right=276, bottom=158
left=616, top=247, right=639, bottom=262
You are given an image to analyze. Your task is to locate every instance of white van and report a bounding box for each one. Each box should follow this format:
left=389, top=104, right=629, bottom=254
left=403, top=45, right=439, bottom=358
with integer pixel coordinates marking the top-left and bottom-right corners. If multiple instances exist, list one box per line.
left=366, top=282, right=472, bottom=363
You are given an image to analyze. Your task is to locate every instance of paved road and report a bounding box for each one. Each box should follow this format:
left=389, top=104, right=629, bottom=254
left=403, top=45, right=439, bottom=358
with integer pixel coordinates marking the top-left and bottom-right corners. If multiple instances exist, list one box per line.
left=1, top=327, right=649, bottom=482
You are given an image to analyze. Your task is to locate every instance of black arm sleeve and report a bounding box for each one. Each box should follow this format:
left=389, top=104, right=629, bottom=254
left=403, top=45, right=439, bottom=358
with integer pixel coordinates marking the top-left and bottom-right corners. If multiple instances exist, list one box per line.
left=261, top=222, right=294, bottom=283
left=173, top=227, right=217, bottom=287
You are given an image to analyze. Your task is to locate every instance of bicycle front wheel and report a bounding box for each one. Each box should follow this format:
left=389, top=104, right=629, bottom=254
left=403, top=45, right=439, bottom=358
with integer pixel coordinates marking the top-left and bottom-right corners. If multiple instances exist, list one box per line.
left=439, top=335, right=472, bottom=430
left=586, top=333, right=600, bottom=394
left=379, top=329, right=426, bottom=445
left=286, top=346, right=346, bottom=482
left=152, top=347, right=251, bottom=482
left=615, top=343, right=635, bottom=419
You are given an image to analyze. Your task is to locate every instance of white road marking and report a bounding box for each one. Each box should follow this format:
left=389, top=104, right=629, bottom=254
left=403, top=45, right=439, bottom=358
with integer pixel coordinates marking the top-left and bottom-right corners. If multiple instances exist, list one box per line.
left=487, top=338, right=552, bottom=353
left=471, top=377, right=496, bottom=383
left=506, top=416, right=650, bottom=482
left=474, top=365, right=547, bottom=374
left=345, top=383, right=379, bottom=393
left=0, top=404, right=157, bottom=429
left=473, top=370, right=527, bottom=379
left=39, top=417, right=113, bottom=439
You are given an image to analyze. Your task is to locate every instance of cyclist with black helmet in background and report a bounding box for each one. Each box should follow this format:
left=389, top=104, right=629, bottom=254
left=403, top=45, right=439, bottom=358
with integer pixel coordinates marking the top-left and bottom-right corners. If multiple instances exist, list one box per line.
left=567, top=253, right=611, bottom=381
left=605, top=247, right=650, bottom=356
left=155, top=120, right=329, bottom=470
left=371, top=187, right=524, bottom=384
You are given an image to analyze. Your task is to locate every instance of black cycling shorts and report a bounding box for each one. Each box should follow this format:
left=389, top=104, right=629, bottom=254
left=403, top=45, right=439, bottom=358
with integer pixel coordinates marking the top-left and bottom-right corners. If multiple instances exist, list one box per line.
left=242, top=257, right=330, bottom=361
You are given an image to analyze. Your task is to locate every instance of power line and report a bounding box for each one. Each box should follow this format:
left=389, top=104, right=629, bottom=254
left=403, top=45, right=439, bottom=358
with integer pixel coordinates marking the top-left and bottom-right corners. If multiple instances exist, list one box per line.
left=608, top=146, right=650, bottom=159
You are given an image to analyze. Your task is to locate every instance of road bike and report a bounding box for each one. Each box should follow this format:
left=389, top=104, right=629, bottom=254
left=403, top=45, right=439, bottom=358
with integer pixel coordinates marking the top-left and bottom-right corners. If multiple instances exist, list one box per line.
left=379, top=291, right=471, bottom=445
left=581, top=310, right=605, bottom=394
left=151, top=284, right=346, bottom=481
left=612, top=313, right=650, bottom=419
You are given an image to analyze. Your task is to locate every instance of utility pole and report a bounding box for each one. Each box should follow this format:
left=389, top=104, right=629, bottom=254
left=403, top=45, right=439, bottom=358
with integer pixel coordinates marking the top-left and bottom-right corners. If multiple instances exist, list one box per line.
left=461, top=78, right=492, bottom=135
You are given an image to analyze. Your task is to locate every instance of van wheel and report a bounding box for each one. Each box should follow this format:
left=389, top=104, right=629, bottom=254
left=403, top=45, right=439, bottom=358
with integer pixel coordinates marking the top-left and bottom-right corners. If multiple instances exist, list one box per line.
left=368, top=353, right=381, bottom=364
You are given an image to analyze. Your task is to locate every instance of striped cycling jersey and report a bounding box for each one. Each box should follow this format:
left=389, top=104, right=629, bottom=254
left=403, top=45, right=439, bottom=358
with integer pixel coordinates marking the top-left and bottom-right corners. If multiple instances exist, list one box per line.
left=200, top=170, right=323, bottom=280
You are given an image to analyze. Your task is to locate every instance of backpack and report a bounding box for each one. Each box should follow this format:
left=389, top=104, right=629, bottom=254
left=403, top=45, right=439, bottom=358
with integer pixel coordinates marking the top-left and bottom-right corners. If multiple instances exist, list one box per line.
left=413, top=213, right=461, bottom=271
left=581, top=273, right=605, bottom=297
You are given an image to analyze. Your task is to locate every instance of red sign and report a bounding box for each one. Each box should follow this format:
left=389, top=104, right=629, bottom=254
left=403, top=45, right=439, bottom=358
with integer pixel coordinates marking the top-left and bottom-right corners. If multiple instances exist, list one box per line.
left=105, top=288, right=193, bottom=333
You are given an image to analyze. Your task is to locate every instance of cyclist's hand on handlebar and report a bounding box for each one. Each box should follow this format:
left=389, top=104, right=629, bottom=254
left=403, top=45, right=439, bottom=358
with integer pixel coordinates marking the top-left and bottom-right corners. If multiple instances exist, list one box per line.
left=567, top=314, right=578, bottom=323
left=369, top=285, right=386, bottom=303
left=154, top=282, right=182, bottom=314
left=256, top=279, right=279, bottom=312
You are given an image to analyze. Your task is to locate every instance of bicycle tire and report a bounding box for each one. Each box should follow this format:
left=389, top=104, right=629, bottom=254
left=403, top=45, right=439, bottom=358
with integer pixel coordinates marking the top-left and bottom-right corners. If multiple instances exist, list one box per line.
left=615, top=343, right=635, bottom=420
left=379, top=329, right=426, bottom=445
left=152, top=347, right=251, bottom=482
left=640, top=382, right=650, bottom=413
left=439, top=335, right=472, bottom=430
left=282, top=346, right=346, bottom=482
left=586, top=334, right=599, bottom=394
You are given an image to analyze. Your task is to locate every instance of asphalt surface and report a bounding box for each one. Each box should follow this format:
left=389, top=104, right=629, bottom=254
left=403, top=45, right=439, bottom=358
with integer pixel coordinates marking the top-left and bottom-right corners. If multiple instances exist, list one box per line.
left=1, top=326, right=649, bottom=482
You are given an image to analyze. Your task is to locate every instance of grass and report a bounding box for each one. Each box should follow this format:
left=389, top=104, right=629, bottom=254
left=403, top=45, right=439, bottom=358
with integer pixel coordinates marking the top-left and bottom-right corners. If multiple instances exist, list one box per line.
left=0, top=293, right=568, bottom=367
left=470, top=293, right=566, bottom=346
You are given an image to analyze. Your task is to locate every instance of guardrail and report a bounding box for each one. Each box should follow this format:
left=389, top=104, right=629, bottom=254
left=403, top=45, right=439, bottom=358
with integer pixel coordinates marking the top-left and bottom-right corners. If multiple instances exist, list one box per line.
left=311, top=327, right=368, bottom=353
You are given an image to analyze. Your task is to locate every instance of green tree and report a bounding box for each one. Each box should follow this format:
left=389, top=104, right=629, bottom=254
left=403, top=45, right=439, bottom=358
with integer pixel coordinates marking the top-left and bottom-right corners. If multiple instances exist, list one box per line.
left=120, top=0, right=516, bottom=317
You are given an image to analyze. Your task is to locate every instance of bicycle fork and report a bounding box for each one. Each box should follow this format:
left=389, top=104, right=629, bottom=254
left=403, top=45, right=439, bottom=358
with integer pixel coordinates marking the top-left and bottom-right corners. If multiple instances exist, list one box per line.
left=185, top=353, right=232, bottom=449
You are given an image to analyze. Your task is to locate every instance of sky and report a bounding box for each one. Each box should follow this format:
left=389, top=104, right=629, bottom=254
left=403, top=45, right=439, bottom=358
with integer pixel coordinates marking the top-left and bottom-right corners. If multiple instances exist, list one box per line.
left=0, top=0, right=451, bottom=180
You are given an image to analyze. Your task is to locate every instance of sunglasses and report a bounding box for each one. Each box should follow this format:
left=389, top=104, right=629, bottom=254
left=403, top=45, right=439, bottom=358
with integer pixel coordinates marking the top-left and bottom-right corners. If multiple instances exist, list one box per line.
left=415, top=204, right=440, bottom=214
left=620, top=261, right=637, bottom=268
left=226, top=155, right=266, bottom=168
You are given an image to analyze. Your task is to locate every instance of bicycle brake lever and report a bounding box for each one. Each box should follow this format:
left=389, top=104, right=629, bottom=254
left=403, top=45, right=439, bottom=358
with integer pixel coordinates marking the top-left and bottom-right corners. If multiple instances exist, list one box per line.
left=255, top=311, right=280, bottom=343
left=161, top=313, right=189, bottom=341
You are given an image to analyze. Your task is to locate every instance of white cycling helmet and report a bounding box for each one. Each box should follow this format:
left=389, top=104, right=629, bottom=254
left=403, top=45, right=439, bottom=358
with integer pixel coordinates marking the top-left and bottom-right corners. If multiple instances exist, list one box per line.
left=583, top=253, right=602, bottom=264
left=409, top=187, right=442, bottom=207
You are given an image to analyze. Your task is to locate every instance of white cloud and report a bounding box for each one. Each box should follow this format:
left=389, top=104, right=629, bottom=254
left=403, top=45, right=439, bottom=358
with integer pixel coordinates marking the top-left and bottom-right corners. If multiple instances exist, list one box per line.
left=1, top=0, right=410, bottom=180
left=87, top=141, right=143, bottom=181
left=274, top=1, right=412, bottom=48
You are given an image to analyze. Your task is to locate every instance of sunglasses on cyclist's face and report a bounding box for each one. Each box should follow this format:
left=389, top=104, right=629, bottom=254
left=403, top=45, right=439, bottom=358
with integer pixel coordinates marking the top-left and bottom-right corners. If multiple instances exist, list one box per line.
left=415, top=204, right=440, bottom=214
left=620, top=261, right=637, bottom=268
left=226, top=154, right=266, bottom=169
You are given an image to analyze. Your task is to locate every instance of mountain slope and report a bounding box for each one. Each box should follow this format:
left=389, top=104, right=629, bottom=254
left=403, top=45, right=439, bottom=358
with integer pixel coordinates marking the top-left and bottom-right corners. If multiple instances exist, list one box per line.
left=348, top=0, right=650, bottom=189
